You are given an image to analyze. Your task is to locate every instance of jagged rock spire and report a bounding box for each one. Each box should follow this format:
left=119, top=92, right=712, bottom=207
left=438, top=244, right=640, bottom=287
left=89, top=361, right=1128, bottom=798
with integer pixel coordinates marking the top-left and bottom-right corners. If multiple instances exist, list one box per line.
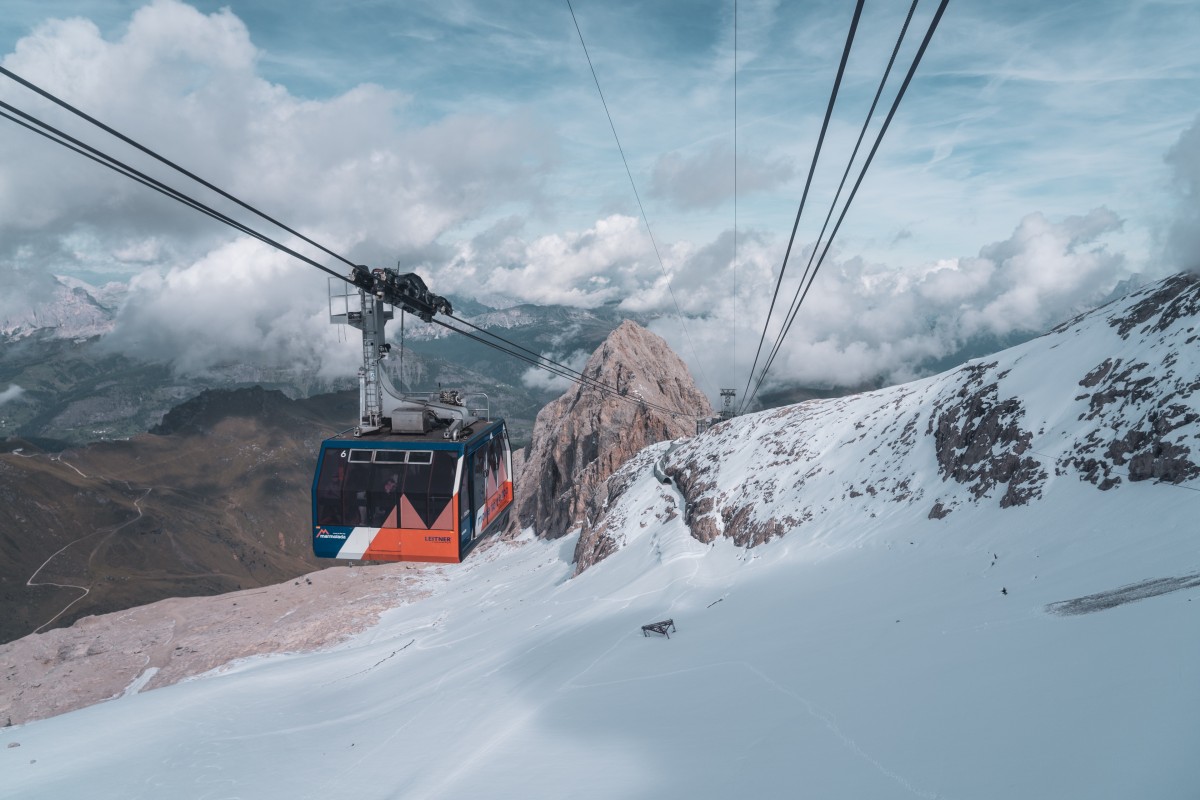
left=516, top=320, right=712, bottom=543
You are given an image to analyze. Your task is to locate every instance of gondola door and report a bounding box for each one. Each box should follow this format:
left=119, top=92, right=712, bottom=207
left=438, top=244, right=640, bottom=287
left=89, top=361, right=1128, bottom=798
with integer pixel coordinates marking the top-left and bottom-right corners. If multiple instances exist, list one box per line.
left=459, top=456, right=474, bottom=551
left=471, top=444, right=489, bottom=538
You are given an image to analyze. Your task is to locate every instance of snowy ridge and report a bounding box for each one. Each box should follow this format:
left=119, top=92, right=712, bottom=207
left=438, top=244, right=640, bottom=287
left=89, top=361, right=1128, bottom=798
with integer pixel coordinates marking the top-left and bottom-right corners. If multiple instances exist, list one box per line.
left=624, top=273, right=1200, bottom=552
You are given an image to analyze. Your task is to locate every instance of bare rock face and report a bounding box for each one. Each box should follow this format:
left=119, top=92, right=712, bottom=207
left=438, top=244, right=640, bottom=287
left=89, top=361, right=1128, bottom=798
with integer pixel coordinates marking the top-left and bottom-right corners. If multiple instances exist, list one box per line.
left=926, top=362, right=1047, bottom=508
left=516, top=321, right=711, bottom=566
left=575, top=445, right=671, bottom=573
left=1068, top=273, right=1200, bottom=488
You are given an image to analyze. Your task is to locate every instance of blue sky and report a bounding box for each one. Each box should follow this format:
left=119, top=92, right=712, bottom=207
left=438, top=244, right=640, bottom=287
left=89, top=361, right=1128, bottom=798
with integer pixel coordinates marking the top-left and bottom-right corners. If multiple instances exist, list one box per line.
left=2, top=0, right=1199, bottom=394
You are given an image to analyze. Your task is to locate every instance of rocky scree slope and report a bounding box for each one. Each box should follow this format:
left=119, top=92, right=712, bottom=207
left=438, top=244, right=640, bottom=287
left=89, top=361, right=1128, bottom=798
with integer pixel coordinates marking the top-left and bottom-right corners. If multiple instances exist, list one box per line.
left=516, top=321, right=711, bottom=563
left=583, top=273, right=1200, bottom=566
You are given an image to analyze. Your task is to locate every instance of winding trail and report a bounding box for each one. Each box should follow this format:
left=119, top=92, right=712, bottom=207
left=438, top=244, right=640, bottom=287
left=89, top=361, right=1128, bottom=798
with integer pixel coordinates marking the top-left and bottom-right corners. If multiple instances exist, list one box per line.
left=51, top=453, right=89, bottom=479
left=26, top=488, right=153, bottom=634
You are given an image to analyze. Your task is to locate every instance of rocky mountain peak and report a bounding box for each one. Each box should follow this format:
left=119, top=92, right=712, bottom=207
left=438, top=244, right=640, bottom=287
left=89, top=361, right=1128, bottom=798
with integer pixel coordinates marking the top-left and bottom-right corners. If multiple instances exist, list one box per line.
left=515, top=320, right=712, bottom=554
left=0, top=276, right=119, bottom=341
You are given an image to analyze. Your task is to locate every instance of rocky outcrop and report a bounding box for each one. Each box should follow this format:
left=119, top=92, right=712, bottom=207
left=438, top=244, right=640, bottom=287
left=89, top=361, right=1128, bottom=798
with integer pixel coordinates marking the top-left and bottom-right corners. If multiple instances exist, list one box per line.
left=574, top=445, right=672, bottom=572
left=515, top=321, right=711, bottom=569
left=927, top=363, right=1046, bottom=508
left=1066, top=274, right=1200, bottom=488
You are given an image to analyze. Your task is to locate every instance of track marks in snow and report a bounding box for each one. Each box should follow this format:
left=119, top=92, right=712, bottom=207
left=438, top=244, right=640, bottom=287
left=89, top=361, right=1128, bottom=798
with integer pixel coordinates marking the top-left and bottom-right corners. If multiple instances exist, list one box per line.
left=739, top=662, right=941, bottom=800
left=563, top=654, right=940, bottom=799
left=1046, top=573, right=1200, bottom=615
left=328, top=639, right=415, bottom=682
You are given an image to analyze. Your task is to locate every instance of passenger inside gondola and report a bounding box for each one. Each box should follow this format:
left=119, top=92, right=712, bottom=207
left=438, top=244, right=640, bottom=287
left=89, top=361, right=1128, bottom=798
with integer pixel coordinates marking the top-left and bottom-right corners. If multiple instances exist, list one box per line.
left=316, top=461, right=345, bottom=524
left=486, top=438, right=501, bottom=495
left=374, top=473, right=399, bottom=525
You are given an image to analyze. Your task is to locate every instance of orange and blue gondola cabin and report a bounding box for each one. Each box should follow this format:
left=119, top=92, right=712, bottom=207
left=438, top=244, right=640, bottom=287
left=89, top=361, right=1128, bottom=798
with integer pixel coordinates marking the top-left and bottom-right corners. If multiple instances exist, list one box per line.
left=312, top=418, right=513, bottom=563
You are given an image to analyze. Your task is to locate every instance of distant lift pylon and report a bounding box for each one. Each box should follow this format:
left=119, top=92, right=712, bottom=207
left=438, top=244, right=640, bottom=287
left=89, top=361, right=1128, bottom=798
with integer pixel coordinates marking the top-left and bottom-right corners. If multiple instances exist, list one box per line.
left=311, top=266, right=514, bottom=564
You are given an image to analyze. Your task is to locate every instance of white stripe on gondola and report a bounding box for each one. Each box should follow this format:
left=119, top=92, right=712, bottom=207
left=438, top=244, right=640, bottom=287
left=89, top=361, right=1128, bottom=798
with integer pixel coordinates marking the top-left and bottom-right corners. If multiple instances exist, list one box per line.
left=336, top=527, right=379, bottom=560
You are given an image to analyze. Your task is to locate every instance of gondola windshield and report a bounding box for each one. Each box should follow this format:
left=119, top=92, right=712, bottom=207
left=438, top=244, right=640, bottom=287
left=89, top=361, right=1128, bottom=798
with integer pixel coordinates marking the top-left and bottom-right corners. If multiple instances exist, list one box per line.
left=315, top=448, right=458, bottom=530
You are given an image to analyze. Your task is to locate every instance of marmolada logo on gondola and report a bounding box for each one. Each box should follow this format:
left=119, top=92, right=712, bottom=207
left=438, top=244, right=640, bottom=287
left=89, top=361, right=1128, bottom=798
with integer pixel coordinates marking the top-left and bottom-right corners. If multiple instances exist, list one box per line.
left=315, top=527, right=347, bottom=540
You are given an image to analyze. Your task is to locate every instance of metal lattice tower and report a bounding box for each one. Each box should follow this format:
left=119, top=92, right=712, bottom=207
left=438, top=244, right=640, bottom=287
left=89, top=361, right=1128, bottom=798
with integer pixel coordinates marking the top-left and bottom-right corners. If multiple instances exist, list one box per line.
left=720, top=389, right=737, bottom=419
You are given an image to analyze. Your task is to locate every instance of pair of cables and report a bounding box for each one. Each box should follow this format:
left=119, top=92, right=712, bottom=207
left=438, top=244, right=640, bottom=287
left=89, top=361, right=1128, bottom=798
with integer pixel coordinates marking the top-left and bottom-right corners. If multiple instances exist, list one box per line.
left=0, top=66, right=699, bottom=420
left=738, top=0, right=950, bottom=414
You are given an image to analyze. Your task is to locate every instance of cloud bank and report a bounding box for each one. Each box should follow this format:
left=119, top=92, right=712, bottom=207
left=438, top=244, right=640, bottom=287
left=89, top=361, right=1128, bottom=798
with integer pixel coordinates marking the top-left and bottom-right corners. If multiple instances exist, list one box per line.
left=0, top=0, right=552, bottom=295
left=83, top=199, right=1131, bottom=402
left=643, top=207, right=1129, bottom=397
left=0, top=384, right=25, bottom=405
left=430, top=205, right=1132, bottom=398
left=1165, top=113, right=1200, bottom=272
left=97, top=238, right=354, bottom=380
left=0, top=1, right=1165, bottom=402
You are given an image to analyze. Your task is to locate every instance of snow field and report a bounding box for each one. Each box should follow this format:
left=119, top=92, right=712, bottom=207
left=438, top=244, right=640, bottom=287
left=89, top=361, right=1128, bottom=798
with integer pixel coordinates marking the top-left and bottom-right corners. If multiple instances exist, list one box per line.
left=3, top=465, right=1197, bottom=799
left=5, top=280, right=1200, bottom=798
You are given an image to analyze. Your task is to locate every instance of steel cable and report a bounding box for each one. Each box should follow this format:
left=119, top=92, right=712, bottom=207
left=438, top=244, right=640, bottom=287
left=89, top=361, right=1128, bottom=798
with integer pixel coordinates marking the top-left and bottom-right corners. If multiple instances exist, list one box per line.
left=744, top=0, right=951, bottom=411
left=0, top=65, right=358, bottom=271
left=740, top=0, right=918, bottom=413
left=565, top=0, right=716, bottom=398
left=0, top=63, right=710, bottom=420
left=738, top=0, right=866, bottom=411
left=0, top=100, right=348, bottom=283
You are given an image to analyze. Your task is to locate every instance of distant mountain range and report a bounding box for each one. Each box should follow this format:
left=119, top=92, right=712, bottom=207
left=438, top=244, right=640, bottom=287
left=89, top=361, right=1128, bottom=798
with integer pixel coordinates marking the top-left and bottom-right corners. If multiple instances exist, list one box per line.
left=1, top=273, right=1148, bottom=449
left=0, top=276, right=122, bottom=342
left=0, top=279, right=644, bottom=448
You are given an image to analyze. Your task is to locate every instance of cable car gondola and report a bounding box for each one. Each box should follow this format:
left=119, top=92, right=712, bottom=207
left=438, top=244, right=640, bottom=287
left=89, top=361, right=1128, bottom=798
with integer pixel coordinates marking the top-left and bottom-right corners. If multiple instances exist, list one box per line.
left=312, top=395, right=512, bottom=563
left=311, top=268, right=513, bottom=563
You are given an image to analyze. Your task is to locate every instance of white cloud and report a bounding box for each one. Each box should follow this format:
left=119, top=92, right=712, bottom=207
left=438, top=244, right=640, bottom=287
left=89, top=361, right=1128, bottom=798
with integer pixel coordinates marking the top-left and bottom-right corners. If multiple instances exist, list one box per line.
left=0, top=1, right=1174, bottom=403
left=646, top=207, right=1130, bottom=400
left=438, top=214, right=658, bottom=308
left=649, top=143, right=795, bottom=211
left=1165, top=112, right=1200, bottom=272
left=414, top=203, right=1130, bottom=403
left=0, top=384, right=25, bottom=405
left=0, top=0, right=553, bottom=275
left=520, top=349, right=590, bottom=393
left=97, top=237, right=357, bottom=379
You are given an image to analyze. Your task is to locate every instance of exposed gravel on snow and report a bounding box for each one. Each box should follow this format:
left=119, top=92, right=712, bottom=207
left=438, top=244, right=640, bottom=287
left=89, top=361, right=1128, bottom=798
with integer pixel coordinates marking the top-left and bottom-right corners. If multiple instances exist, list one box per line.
left=0, top=561, right=439, bottom=726
left=1046, top=572, right=1200, bottom=615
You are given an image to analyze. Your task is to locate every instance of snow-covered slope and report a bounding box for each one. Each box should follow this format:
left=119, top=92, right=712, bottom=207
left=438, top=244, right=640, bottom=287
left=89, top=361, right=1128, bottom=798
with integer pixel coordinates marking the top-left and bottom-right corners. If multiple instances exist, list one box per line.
left=0, top=277, right=121, bottom=341
left=638, top=272, right=1200, bottom=548
left=2, top=277, right=1198, bottom=799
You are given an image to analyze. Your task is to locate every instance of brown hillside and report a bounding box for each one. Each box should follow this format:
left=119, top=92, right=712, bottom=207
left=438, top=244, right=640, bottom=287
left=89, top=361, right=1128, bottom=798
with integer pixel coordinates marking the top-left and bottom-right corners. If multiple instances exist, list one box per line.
left=0, top=387, right=354, bottom=645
